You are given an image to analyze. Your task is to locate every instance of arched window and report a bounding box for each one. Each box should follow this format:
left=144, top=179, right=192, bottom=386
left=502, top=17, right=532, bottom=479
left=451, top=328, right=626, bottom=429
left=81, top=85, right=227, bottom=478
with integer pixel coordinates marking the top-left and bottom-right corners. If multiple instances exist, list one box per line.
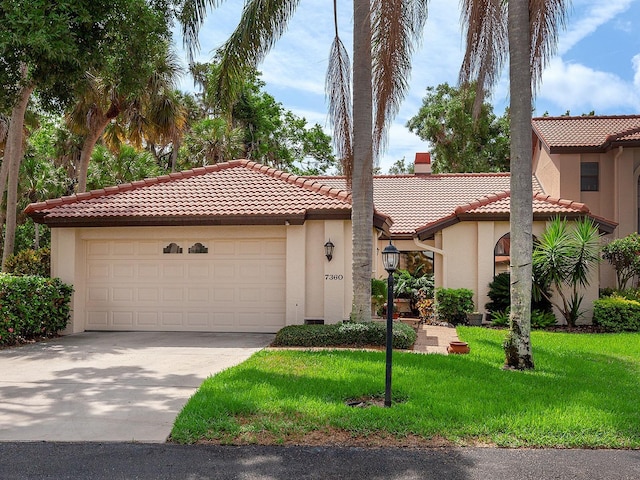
left=188, top=242, right=208, bottom=254
left=163, top=242, right=183, bottom=254
left=494, top=233, right=510, bottom=275
left=493, top=233, right=537, bottom=276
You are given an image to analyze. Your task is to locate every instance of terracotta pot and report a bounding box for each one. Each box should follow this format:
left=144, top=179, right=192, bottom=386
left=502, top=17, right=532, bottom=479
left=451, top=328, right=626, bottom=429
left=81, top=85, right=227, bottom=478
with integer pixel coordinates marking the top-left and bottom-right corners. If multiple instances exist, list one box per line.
left=447, top=341, right=470, bottom=354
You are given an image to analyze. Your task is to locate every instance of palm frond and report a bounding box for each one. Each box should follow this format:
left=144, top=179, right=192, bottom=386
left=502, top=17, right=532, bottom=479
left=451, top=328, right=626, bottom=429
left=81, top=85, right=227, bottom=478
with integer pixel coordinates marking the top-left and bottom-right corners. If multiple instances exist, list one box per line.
left=214, top=0, right=301, bottom=112
left=458, top=0, right=508, bottom=118
left=529, top=0, right=569, bottom=92
left=326, top=34, right=353, bottom=186
left=371, top=0, right=428, bottom=155
left=178, top=0, right=226, bottom=63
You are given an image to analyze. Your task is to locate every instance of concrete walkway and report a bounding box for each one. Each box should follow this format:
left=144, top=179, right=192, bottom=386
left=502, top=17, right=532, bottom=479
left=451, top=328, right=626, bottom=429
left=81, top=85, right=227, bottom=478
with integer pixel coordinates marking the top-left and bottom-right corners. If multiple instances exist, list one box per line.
left=0, top=332, right=273, bottom=443
left=412, top=324, right=461, bottom=354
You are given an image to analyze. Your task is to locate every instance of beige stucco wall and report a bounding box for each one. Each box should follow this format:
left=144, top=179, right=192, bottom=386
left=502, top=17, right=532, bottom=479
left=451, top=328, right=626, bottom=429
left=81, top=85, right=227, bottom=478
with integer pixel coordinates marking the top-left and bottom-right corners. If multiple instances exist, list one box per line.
left=385, top=219, right=598, bottom=324
left=51, top=221, right=354, bottom=333
left=535, top=145, right=640, bottom=290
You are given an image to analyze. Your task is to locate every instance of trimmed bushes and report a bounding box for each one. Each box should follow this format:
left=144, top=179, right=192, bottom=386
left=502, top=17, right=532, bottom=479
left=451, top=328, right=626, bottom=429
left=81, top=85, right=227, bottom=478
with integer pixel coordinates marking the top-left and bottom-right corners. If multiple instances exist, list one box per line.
left=272, top=321, right=417, bottom=350
left=593, top=296, right=640, bottom=332
left=0, top=275, right=73, bottom=346
left=435, top=287, right=474, bottom=325
left=4, top=248, right=51, bottom=277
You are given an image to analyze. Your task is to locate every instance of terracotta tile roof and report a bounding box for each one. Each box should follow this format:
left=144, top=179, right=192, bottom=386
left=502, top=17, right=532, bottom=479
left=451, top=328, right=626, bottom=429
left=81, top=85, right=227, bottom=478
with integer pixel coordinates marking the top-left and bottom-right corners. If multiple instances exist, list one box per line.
left=25, top=160, right=354, bottom=227
left=315, top=174, right=543, bottom=237
left=532, top=115, right=640, bottom=153
left=415, top=191, right=616, bottom=239
left=26, top=161, right=617, bottom=236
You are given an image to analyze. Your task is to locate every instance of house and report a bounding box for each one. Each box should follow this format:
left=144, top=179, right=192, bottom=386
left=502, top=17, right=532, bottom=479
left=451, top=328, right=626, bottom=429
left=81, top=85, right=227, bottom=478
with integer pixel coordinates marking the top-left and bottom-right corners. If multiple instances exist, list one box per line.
left=26, top=132, right=619, bottom=332
left=532, top=114, right=640, bottom=289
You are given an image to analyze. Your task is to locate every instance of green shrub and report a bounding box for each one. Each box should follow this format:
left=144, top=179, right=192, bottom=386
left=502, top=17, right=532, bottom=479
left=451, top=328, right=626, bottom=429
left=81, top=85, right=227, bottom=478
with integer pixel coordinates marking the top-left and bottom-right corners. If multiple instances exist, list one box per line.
left=435, top=287, right=474, bottom=325
left=600, top=288, right=640, bottom=302
left=4, top=248, right=51, bottom=277
left=0, top=275, right=73, bottom=346
left=272, top=321, right=417, bottom=350
left=485, top=272, right=552, bottom=319
left=593, top=296, right=640, bottom=332
left=531, top=309, right=557, bottom=329
left=491, top=309, right=509, bottom=327
left=490, top=308, right=557, bottom=329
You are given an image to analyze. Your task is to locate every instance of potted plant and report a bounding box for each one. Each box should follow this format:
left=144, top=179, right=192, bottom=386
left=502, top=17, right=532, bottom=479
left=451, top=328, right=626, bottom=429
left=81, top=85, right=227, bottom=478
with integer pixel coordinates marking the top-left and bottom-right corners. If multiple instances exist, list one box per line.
left=466, top=312, right=483, bottom=326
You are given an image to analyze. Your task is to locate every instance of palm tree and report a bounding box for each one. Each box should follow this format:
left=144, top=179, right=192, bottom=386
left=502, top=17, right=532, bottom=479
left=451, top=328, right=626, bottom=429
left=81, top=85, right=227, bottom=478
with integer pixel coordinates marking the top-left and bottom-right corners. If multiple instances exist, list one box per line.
left=68, top=48, right=182, bottom=192
left=178, top=0, right=427, bottom=321
left=1, top=65, right=35, bottom=270
left=459, top=0, right=569, bottom=369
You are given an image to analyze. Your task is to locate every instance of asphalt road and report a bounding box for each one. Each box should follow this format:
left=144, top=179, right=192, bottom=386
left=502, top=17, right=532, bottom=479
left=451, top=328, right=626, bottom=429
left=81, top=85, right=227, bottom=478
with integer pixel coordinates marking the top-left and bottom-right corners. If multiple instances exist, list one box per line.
left=1, top=443, right=638, bottom=479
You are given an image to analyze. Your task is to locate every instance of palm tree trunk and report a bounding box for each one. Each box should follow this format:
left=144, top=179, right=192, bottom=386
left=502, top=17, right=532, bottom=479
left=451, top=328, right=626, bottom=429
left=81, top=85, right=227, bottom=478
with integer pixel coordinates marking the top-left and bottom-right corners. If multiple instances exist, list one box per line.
left=2, top=82, right=35, bottom=271
left=76, top=117, right=110, bottom=193
left=504, top=1, right=534, bottom=369
left=350, top=0, right=374, bottom=322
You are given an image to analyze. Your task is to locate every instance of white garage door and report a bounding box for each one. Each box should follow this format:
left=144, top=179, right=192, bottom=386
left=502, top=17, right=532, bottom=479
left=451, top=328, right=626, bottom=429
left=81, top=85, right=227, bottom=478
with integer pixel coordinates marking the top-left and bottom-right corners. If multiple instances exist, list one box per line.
left=84, top=237, right=286, bottom=332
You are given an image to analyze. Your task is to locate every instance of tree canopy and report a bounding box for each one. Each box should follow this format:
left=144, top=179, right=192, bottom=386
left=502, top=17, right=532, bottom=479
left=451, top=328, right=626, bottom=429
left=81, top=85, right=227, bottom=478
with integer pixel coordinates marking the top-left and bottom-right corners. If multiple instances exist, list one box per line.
left=406, top=82, right=510, bottom=173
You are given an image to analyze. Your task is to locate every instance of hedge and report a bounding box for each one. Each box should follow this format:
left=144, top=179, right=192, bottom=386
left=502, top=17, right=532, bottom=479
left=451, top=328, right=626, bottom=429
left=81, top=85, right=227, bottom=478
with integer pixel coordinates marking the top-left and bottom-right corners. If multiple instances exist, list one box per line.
left=592, top=296, right=640, bottom=332
left=0, top=275, right=73, bottom=346
left=272, top=321, right=417, bottom=350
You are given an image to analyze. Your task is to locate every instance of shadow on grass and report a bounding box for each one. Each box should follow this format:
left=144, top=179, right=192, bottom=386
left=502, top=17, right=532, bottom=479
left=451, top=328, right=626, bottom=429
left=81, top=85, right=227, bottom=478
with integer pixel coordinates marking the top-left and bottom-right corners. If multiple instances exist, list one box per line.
left=173, top=331, right=640, bottom=447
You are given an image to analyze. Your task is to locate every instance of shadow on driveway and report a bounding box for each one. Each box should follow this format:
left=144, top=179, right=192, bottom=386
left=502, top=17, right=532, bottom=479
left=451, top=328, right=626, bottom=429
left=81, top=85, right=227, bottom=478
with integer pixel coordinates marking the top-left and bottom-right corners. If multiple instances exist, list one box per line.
left=0, top=332, right=273, bottom=442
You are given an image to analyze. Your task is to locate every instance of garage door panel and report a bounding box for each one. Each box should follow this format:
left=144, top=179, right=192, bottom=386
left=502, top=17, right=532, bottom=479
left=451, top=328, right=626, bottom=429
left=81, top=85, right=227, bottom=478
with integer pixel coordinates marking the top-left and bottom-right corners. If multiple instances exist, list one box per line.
left=85, top=238, right=285, bottom=332
left=162, top=288, right=184, bottom=302
left=186, top=312, right=209, bottom=327
left=161, top=312, right=184, bottom=326
left=113, top=312, right=134, bottom=326
left=188, top=264, right=210, bottom=278
left=137, top=312, right=159, bottom=326
left=113, top=242, right=135, bottom=255
left=138, top=288, right=159, bottom=302
left=88, top=287, right=109, bottom=303
left=138, top=264, right=159, bottom=278
left=87, top=311, right=109, bottom=327
left=213, top=287, right=235, bottom=302
left=112, top=288, right=134, bottom=302
left=113, top=264, right=134, bottom=279
left=213, top=241, right=235, bottom=255
left=88, top=263, right=110, bottom=279
left=162, top=264, right=185, bottom=279
left=187, top=288, right=209, bottom=302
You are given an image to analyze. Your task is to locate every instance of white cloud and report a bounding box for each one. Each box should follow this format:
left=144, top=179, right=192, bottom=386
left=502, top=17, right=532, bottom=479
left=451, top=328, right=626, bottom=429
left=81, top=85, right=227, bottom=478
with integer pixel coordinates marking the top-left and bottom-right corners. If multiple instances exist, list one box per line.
left=559, top=0, right=635, bottom=55
left=538, top=57, right=640, bottom=114
left=634, top=54, right=640, bottom=88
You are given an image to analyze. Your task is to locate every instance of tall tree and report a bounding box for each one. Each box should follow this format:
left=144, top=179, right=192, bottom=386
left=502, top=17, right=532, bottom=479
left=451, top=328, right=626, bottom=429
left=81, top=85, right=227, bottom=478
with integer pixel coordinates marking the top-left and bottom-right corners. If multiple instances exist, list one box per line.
left=406, top=82, right=510, bottom=173
left=459, top=0, right=569, bottom=369
left=67, top=4, right=174, bottom=193
left=0, top=0, right=171, bottom=268
left=178, top=0, right=427, bottom=321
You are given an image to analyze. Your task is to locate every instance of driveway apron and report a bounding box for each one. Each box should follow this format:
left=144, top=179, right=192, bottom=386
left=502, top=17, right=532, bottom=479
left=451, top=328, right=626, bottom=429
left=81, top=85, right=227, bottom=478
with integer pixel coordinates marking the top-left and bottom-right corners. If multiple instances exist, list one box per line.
left=0, top=332, right=273, bottom=443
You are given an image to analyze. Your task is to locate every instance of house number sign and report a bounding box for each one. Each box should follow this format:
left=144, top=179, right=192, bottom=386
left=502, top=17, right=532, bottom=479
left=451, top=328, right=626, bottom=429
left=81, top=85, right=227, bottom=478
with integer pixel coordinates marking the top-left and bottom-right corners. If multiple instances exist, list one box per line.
left=325, top=274, right=344, bottom=280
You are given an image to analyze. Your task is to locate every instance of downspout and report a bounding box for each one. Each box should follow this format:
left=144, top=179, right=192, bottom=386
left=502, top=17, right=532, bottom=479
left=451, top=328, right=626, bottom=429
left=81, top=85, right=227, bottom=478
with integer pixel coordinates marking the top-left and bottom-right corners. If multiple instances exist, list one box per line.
left=413, top=236, right=447, bottom=288
left=614, top=146, right=623, bottom=234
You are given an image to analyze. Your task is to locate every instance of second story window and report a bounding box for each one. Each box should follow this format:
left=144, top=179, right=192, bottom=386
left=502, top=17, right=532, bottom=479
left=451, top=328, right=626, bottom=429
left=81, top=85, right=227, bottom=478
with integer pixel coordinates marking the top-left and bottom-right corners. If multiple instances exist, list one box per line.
left=581, top=162, right=599, bottom=192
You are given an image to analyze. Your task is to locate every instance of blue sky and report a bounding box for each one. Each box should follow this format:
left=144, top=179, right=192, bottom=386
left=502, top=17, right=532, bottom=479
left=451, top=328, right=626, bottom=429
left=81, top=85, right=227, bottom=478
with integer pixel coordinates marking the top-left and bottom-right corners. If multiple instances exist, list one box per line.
left=177, top=0, right=640, bottom=173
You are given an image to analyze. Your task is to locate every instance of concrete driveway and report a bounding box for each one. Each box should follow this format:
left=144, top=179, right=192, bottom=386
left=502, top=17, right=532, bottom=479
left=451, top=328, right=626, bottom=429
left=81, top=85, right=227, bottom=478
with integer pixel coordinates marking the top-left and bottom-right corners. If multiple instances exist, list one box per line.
left=0, top=331, right=273, bottom=443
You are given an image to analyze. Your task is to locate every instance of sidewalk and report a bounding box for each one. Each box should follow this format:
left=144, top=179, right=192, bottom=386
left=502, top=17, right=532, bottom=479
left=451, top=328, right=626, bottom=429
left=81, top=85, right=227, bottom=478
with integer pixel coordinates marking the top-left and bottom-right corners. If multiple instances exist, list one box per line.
left=412, top=323, right=460, bottom=354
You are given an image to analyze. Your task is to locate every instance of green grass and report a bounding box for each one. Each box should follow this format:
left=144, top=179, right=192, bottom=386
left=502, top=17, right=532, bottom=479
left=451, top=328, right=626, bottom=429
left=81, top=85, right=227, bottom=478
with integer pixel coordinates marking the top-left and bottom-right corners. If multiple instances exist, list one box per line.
left=171, top=327, right=640, bottom=448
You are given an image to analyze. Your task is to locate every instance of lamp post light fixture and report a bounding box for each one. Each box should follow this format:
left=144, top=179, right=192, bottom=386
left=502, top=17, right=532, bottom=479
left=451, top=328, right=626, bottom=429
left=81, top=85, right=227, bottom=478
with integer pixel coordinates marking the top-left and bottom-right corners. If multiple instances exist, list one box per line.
left=381, top=241, right=400, bottom=407
left=324, top=240, right=335, bottom=262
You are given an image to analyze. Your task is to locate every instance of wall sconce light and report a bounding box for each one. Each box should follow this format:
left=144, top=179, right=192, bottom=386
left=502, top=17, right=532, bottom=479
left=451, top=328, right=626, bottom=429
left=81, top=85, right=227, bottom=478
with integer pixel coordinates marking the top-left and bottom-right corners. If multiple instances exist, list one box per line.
left=324, top=239, right=335, bottom=262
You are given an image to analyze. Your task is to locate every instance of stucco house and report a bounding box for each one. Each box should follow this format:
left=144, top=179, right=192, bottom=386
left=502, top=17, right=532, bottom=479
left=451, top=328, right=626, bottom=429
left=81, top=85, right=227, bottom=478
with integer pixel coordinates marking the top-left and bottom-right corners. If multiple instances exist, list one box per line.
left=26, top=116, right=625, bottom=332
left=532, top=114, right=640, bottom=289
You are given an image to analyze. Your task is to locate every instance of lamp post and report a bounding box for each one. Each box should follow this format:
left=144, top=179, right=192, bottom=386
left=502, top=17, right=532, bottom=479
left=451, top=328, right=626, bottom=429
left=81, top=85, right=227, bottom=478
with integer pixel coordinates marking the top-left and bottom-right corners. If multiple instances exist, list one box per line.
left=381, top=241, right=400, bottom=408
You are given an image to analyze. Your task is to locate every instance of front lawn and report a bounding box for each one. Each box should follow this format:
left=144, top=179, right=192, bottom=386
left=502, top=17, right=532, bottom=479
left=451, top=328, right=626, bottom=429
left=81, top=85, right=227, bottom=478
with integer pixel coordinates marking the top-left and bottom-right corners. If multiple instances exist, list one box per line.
left=171, top=327, right=640, bottom=448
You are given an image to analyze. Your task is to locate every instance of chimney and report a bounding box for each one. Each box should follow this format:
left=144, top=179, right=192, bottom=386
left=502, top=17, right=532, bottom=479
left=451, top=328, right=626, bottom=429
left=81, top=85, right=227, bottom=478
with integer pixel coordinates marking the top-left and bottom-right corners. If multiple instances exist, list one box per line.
left=414, top=152, right=432, bottom=175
